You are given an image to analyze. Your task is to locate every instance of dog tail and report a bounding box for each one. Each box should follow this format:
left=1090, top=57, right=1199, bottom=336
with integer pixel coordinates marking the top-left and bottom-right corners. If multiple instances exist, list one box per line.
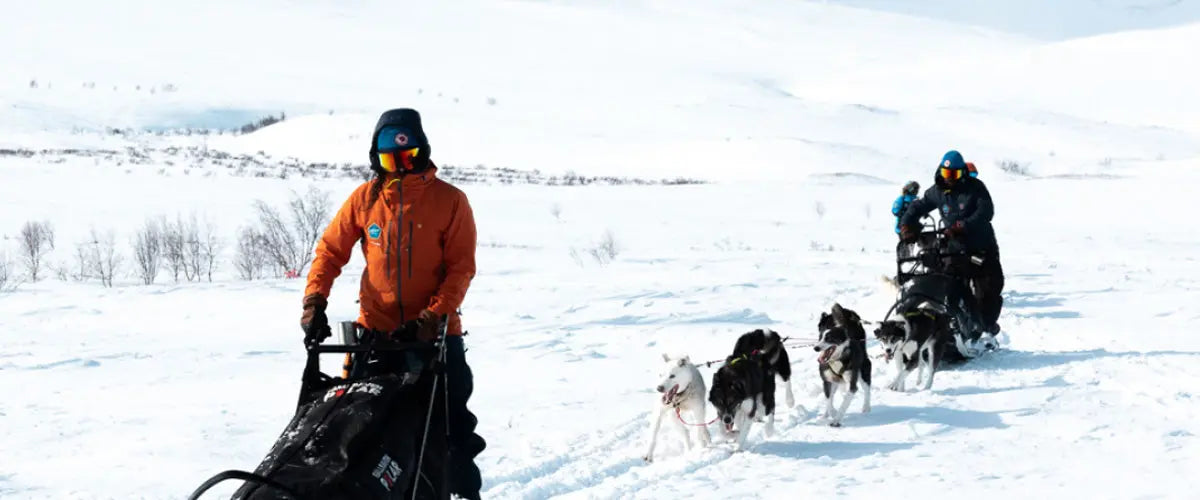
left=879, top=274, right=900, bottom=295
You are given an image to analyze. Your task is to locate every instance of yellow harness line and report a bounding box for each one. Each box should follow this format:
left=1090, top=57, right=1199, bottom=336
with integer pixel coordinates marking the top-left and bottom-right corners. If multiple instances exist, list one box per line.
left=903, top=310, right=938, bottom=320
left=728, top=355, right=748, bottom=367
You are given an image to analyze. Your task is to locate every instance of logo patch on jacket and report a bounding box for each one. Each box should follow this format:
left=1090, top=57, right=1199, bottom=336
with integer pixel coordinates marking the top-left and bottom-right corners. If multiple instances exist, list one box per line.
left=368, top=223, right=382, bottom=239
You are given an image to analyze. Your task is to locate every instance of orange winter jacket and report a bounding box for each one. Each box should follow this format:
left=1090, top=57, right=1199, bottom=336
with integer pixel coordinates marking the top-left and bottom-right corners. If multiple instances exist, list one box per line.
left=304, top=165, right=476, bottom=335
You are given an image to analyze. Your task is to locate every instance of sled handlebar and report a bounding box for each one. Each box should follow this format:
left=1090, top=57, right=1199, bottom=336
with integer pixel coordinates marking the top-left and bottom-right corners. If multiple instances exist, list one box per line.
left=308, top=341, right=437, bottom=355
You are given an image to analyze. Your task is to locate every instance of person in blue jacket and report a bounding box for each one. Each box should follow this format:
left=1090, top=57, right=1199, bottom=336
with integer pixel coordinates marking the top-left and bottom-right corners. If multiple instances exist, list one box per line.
left=892, top=181, right=920, bottom=234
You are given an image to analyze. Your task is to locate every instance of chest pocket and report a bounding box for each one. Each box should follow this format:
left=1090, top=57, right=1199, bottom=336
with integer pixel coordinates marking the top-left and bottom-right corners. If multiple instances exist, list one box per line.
left=941, top=192, right=972, bottom=222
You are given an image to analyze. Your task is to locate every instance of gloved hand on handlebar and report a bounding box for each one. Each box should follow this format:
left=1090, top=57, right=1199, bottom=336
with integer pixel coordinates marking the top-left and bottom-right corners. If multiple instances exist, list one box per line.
left=943, top=220, right=966, bottom=239
left=899, top=225, right=919, bottom=243
left=415, top=309, right=442, bottom=342
left=300, top=293, right=331, bottom=347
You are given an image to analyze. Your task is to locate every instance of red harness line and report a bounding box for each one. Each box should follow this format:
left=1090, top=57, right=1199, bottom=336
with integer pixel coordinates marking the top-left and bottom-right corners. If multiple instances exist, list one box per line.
left=675, top=406, right=719, bottom=427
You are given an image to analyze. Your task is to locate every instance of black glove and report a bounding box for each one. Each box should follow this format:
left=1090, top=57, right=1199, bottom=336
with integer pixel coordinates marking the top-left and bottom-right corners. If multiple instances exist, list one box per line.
left=899, top=225, right=919, bottom=243
left=415, top=310, right=442, bottom=342
left=301, top=293, right=331, bottom=347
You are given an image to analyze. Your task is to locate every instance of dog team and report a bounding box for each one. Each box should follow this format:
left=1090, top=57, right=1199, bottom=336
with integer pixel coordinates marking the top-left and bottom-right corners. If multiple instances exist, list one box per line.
left=644, top=301, right=951, bottom=462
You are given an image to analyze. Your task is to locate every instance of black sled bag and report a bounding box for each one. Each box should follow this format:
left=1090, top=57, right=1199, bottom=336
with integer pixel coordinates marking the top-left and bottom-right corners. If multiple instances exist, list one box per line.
left=230, top=347, right=448, bottom=500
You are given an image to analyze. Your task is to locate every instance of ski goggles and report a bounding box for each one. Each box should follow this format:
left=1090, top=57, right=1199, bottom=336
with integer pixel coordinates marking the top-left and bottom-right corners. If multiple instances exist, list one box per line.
left=940, top=167, right=965, bottom=181
left=377, top=147, right=421, bottom=173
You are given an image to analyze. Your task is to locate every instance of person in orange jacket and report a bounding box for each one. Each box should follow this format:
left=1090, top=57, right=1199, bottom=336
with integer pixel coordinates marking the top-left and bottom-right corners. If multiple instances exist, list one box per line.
left=299, top=108, right=484, bottom=500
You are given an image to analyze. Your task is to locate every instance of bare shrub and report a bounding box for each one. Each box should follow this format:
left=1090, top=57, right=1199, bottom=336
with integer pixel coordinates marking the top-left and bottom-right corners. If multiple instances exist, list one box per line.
left=51, top=261, right=69, bottom=282
left=131, top=218, right=163, bottom=285
left=162, top=216, right=186, bottom=282
left=78, top=228, right=123, bottom=287
left=71, top=242, right=91, bottom=282
left=91, top=228, right=122, bottom=288
left=586, top=230, right=620, bottom=266
left=550, top=203, right=562, bottom=221
left=997, top=159, right=1031, bottom=176
left=183, top=217, right=205, bottom=282
left=252, top=187, right=331, bottom=277
left=201, top=222, right=223, bottom=282
left=19, top=220, right=55, bottom=281
left=290, top=186, right=332, bottom=272
left=814, top=201, right=826, bottom=220
left=568, top=247, right=585, bottom=267
left=0, top=252, right=18, bottom=292
left=233, top=226, right=268, bottom=280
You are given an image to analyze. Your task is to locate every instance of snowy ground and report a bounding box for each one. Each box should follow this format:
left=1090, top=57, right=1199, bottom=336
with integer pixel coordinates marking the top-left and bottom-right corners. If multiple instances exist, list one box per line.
left=2, top=163, right=1198, bottom=499
left=2, top=0, right=1199, bottom=499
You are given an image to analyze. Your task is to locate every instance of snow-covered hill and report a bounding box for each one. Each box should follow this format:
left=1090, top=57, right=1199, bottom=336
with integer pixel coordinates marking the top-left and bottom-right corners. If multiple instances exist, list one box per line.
left=1, top=1, right=1198, bottom=499
left=4, top=0, right=1198, bottom=181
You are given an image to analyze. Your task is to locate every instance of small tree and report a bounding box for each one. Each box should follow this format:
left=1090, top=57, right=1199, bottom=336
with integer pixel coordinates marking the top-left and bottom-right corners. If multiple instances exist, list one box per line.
left=162, top=215, right=186, bottom=282
left=252, top=186, right=331, bottom=277
left=131, top=218, right=163, bottom=285
left=0, top=252, right=17, bottom=292
left=252, top=201, right=297, bottom=278
left=85, top=227, right=122, bottom=288
left=97, top=229, right=123, bottom=288
left=289, top=186, right=332, bottom=274
left=233, top=226, right=267, bottom=280
left=19, top=220, right=55, bottom=282
left=183, top=216, right=205, bottom=282
left=201, top=221, right=223, bottom=282
left=72, top=241, right=91, bottom=282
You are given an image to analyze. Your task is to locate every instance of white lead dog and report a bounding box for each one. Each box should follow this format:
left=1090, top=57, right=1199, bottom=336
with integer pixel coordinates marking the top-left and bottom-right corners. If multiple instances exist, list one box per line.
left=643, top=354, right=712, bottom=462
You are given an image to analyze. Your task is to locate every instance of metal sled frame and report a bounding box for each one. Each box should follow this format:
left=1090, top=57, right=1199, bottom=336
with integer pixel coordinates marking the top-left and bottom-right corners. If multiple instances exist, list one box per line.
left=187, top=319, right=451, bottom=500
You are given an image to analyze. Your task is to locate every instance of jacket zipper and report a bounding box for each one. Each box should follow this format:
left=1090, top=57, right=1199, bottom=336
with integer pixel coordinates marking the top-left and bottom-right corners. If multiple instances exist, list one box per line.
left=408, top=221, right=414, bottom=279
left=396, top=181, right=405, bottom=324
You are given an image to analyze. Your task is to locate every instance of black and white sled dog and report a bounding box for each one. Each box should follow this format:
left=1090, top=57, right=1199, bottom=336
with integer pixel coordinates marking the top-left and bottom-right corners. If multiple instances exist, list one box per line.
left=814, top=304, right=871, bottom=427
left=644, top=354, right=711, bottom=462
left=708, top=329, right=795, bottom=450
left=874, top=301, right=952, bottom=392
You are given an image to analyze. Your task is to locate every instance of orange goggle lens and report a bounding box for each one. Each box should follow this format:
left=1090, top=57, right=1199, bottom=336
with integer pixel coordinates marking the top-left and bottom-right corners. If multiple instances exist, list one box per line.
left=378, top=147, right=420, bottom=173
left=940, top=167, right=964, bottom=180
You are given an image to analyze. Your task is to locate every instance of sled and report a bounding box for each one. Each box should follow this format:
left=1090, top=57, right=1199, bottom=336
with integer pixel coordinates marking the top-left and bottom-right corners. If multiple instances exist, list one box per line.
left=888, top=221, right=990, bottom=360
left=187, top=320, right=451, bottom=500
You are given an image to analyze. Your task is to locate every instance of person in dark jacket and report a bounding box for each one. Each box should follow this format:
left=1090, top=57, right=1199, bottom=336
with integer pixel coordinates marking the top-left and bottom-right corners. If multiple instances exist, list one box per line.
left=899, top=150, right=1004, bottom=335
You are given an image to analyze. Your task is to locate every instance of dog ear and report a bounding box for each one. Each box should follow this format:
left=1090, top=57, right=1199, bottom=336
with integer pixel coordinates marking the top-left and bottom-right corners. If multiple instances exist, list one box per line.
left=831, top=303, right=846, bottom=323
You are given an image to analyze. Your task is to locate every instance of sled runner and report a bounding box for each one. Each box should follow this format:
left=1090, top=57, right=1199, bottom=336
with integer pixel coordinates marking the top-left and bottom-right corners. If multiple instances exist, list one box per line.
left=187, top=320, right=452, bottom=500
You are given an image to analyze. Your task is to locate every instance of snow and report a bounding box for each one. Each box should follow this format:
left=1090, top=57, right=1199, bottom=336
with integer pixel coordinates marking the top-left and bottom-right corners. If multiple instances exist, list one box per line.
left=2, top=0, right=1199, bottom=499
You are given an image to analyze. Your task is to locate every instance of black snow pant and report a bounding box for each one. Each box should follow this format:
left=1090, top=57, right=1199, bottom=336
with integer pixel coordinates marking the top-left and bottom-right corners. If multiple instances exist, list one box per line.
left=963, top=251, right=1005, bottom=333
left=444, top=335, right=485, bottom=500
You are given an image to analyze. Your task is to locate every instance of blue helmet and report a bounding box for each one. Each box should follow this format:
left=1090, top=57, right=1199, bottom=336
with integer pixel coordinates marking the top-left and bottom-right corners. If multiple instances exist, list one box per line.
left=939, top=150, right=966, bottom=171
